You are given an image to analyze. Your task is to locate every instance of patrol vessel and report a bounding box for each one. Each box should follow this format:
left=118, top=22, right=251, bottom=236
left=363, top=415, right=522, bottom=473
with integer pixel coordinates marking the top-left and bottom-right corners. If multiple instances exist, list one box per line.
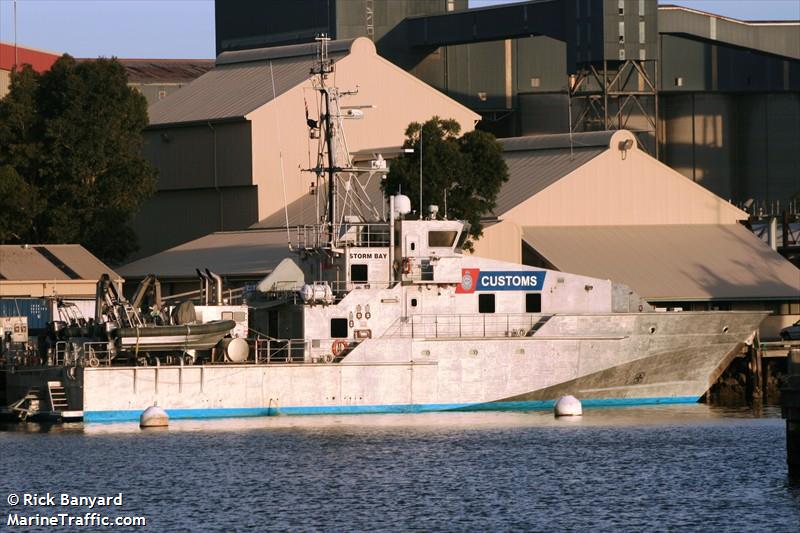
left=2, top=37, right=768, bottom=422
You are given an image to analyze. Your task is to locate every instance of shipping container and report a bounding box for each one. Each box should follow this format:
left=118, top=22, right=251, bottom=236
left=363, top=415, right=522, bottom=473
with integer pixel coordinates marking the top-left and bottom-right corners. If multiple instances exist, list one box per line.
left=0, top=298, right=50, bottom=331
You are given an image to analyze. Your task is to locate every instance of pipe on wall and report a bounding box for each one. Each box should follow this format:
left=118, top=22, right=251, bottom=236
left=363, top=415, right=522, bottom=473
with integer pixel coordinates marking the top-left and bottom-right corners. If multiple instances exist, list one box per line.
left=207, top=122, right=224, bottom=231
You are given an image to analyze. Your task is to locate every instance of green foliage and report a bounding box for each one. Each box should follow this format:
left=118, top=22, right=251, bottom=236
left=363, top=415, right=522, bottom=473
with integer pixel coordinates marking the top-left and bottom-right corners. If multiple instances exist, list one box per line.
left=0, top=56, right=156, bottom=264
left=382, top=117, right=508, bottom=248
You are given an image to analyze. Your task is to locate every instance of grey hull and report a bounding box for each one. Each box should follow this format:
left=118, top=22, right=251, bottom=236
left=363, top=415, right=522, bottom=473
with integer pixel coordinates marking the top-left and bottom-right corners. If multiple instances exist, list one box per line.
left=6, top=311, right=767, bottom=421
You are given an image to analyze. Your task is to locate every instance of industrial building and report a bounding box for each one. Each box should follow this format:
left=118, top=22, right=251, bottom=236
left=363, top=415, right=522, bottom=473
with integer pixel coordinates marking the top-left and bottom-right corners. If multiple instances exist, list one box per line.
left=135, top=37, right=479, bottom=259
left=215, top=0, right=800, bottom=209
left=116, top=59, right=214, bottom=106
left=1, top=42, right=211, bottom=106
left=0, top=41, right=59, bottom=97
left=0, top=245, right=122, bottom=331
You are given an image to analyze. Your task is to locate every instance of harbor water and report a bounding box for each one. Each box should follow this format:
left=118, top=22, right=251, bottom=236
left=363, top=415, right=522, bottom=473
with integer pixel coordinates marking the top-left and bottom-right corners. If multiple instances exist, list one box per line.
left=2, top=404, right=799, bottom=531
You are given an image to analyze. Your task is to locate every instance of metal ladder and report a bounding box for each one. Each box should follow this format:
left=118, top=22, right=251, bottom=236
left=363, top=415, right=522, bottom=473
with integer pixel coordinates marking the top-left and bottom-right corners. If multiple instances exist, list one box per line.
left=47, top=381, right=69, bottom=412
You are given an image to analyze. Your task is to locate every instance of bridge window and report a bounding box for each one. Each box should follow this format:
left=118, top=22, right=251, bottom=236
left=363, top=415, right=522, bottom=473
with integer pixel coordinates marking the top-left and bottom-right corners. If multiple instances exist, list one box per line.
left=331, top=318, right=348, bottom=338
left=350, top=264, right=368, bottom=283
left=428, top=230, right=458, bottom=247
left=479, top=294, right=495, bottom=314
left=526, top=293, right=542, bottom=313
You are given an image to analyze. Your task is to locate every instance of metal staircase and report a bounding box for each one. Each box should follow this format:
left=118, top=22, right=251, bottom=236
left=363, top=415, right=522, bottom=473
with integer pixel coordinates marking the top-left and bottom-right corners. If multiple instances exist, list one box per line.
left=47, top=381, right=69, bottom=412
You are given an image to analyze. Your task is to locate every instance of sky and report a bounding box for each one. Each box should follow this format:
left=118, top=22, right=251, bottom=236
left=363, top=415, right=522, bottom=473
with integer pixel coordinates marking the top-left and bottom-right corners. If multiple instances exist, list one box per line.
left=0, top=0, right=797, bottom=59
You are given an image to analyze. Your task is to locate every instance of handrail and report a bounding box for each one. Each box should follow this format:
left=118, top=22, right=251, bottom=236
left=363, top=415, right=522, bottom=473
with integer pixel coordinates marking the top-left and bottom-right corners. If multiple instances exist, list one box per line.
left=382, top=313, right=553, bottom=339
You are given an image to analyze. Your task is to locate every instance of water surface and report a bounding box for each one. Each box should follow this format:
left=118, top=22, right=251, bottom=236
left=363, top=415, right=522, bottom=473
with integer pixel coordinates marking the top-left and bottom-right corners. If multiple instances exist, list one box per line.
left=2, top=405, right=798, bottom=531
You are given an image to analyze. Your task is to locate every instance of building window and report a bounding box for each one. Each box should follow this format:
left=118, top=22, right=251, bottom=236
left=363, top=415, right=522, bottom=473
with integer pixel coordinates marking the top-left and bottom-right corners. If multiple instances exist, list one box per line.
left=618, top=0, right=624, bottom=15
left=530, top=77, right=541, bottom=88
left=639, top=21, right=646, bottom=44
left=411, top=298, right=418, bottom=307
left=350, top=264, right=368, bottom=283
left=639, top=0, right=645, bottom=15
left=331, top=318, right=348, bottom=338
left=479, top=294, right=495, bottom=314
left=618, top=22, right=625, bottom=44
left=526, top=293, right=542, bottom=313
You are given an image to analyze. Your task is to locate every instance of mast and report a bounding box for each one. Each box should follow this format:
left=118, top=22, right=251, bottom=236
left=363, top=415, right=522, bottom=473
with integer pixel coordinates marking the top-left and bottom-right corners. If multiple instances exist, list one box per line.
left=303, top=34, right=386, bottom=252
left=323, top=86, right=336, bottom=245
left=311, top=35, right=336, bottom=247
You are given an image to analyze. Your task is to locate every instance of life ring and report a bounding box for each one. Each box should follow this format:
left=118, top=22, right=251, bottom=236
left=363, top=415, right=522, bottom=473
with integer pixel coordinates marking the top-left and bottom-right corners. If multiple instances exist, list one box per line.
left=88, top=356, right=100, bottom=368
left=401, top=257, right=411, bottom=274
left=323, top=353, right=335, bottom=364
left=331, top=340, right=348, bottom=357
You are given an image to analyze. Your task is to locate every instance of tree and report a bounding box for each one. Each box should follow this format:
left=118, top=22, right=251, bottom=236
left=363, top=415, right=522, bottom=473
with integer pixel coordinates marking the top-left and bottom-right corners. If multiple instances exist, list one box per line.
left=382, top=117, right=508, bottom=249
left=0, top=56, right=156, bottom=264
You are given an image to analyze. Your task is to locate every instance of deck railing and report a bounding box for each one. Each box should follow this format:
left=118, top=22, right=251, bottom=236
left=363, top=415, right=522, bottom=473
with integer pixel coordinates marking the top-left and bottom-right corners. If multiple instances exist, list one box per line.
left=382, top=313, right=552, bottom=339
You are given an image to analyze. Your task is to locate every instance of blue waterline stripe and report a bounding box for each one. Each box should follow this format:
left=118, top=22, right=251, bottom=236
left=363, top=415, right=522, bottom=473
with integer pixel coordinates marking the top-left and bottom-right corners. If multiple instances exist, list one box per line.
left=83, top=396, right=699, bottom=423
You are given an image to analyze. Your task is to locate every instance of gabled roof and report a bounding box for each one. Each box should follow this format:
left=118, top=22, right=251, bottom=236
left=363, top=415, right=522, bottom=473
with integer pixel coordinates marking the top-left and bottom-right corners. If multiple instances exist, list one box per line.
left=495, top=131, right=614, bottom=215
left=522, top=224, right=800, bottom=301
left=117, top=229, right=292, bottom=279
left=147, top=39, right=355, bottom=126
left=0, top=245, right=120, bottom=282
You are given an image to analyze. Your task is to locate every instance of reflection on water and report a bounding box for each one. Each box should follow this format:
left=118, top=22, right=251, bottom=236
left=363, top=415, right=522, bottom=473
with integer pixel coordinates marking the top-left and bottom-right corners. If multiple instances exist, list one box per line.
left=3, top=403, right=781, bottom=436
left=1, top=404, right=797, bottom=531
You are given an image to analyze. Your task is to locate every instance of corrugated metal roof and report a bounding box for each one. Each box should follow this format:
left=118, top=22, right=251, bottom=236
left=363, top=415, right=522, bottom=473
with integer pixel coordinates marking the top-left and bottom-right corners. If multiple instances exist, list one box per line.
left=0, top=245, right=121, bottom=282
left=119, top=60, right=214, bottom=83
left=500, top=131, right=615, bottom=152
left=522, top=224, right=800, bottom=301
left=147, top=40, right=353, bottom=126
left=494, top=132, right=610, bottom=215
left=117, top=229, right=292, bottom=279
left=216, top=39, right=355, bottom=66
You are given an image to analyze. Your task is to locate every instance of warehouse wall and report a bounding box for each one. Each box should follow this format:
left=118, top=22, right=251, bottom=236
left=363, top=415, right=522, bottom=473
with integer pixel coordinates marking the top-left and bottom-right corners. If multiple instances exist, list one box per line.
left=662, top=92, right=800, bottom=204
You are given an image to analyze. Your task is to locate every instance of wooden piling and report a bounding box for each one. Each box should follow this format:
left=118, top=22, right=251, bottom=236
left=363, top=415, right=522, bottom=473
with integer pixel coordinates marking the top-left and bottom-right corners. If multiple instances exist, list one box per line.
left=781, top=348, right=800, bottom=478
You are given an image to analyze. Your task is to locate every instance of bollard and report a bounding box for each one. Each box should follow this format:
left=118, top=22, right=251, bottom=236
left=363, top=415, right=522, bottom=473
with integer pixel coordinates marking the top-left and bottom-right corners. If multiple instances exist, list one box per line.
left=781, top=349, right=800, bottom=478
